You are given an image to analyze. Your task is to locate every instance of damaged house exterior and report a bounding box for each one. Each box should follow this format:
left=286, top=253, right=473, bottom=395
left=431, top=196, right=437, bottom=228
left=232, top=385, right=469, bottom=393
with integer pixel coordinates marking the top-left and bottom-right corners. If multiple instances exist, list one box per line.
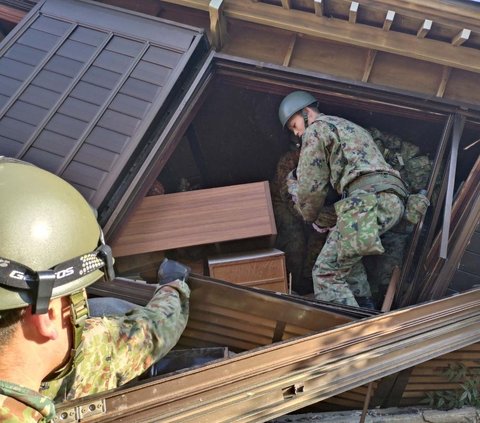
left=0, top=0, right=479, bottom=421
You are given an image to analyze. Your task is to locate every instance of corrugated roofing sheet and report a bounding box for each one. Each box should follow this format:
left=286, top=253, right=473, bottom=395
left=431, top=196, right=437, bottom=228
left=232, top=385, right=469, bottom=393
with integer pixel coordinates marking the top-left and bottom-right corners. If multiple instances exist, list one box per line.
left=0, top=0, right=205, bottom=208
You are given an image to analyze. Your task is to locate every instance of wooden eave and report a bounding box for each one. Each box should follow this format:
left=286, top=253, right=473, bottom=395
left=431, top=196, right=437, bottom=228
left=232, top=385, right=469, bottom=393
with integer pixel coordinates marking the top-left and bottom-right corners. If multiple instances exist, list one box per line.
left=159, top=0, right=480, bottom=68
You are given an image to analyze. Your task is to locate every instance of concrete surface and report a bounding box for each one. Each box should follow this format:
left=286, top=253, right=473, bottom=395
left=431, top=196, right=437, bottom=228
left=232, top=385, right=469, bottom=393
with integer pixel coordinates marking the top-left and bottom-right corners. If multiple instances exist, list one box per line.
left=270, top=406, right=480, bottom=422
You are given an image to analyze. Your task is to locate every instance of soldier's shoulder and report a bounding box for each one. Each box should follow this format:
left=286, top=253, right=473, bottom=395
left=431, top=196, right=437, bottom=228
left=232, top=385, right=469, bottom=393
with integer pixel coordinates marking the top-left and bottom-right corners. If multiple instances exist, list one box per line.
left=0, top=393, right=43, bottom=422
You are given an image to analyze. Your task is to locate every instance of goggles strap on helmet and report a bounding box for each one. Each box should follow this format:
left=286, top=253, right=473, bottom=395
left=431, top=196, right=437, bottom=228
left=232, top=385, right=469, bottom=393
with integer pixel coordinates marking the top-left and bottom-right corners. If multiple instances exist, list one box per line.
left=0, top=242, right=115, bottom=314
left=33, top=271, right=56, bottom=314
left=301, top=109, right=309, bottom=129
left=97, top=243, right=115, bottom=281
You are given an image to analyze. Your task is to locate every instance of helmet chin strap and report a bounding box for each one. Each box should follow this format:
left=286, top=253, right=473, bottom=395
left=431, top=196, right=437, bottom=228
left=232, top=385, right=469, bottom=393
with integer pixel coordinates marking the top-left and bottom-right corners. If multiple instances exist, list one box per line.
left=301, top=108, right=309, bottom=130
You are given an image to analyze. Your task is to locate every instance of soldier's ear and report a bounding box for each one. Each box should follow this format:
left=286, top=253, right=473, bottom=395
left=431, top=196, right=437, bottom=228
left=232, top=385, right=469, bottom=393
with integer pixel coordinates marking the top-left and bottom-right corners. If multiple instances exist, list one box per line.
left=29, top=303, right=59, bottom=340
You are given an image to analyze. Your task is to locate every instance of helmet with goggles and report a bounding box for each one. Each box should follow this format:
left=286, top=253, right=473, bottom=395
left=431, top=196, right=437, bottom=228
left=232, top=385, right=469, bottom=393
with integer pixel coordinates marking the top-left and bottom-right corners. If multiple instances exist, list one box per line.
left=0, top=157, right=114, bottom=314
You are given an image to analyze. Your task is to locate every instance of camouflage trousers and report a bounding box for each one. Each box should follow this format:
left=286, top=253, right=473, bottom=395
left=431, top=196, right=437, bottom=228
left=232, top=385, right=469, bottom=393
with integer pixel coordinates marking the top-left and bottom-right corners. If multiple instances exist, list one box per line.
left=313, top=191, right=404, bottom=307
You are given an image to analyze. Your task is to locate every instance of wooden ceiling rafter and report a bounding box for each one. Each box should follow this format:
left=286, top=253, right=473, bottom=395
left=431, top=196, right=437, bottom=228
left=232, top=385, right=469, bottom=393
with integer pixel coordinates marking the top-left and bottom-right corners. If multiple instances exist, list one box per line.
left=349, top=1, right=359, bottom=24
left=362, top=8, right=394, bottom=83
left=383, top=9, right=395, bottom=31
left=283, top=32, right=297, bottom=66
left=209, top=0, right=226, bottom=50
left=436, top=66, right=452, bottom=98
left=160, top=0, right=480, bottom=75
left=416, top=19, right=432, bottom=39
left=452, top=28, right=471, bottom=46
left=314, top=0, right=324, bottom=17
left=281, top=0, right=291, bottom=10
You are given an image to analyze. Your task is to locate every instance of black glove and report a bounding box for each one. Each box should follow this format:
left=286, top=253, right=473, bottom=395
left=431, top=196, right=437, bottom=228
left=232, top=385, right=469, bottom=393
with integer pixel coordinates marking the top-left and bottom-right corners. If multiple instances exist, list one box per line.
left=157, top=258, right=191, bottom=285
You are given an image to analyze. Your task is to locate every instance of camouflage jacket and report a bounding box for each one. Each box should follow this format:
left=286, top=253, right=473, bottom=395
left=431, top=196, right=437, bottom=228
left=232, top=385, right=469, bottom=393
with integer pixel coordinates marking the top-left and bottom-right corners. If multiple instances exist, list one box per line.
left=0, top=381, right=55, bottom=422
left=42, top=280, right=190, bottom=402
left=296, top=114, right=399, bottom=223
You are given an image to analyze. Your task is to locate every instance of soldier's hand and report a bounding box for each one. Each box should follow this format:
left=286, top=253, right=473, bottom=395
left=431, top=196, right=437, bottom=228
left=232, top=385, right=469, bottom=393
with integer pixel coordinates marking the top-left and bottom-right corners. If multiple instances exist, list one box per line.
left=157, top=259, right=191, bottom=285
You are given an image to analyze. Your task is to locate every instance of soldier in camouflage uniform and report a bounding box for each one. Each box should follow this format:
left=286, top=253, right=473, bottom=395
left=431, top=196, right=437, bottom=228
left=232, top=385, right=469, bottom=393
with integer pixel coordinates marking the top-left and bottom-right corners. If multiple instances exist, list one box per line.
left=278, top=92, right=409, bottom=308
left=365, top=127, right=434, bottom=303
left=0, top=158, right=190, bottom=421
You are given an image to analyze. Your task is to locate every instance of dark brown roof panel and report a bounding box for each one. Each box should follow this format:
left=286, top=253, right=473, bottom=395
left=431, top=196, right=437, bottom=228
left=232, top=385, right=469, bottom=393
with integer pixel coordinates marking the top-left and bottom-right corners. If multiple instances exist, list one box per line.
left=0, top=0, right=206, bottom=208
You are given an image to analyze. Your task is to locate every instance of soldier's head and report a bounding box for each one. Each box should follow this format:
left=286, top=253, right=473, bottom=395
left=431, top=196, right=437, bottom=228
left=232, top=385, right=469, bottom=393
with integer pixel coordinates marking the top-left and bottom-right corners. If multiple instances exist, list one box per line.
left=278, top=91, right=319, bottom=137
left=0, top=158, right=113, bottom=372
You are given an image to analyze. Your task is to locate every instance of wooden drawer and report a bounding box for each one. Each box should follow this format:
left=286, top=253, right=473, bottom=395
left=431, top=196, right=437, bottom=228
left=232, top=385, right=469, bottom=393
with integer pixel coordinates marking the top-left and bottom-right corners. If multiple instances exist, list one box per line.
left=208, top=249, right=287, bottom=293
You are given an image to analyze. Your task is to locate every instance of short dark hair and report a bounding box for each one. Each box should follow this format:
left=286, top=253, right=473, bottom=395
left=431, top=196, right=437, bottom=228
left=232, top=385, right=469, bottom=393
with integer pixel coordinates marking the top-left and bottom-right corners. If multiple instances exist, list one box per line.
left=0, top=308, right=26, bottom=350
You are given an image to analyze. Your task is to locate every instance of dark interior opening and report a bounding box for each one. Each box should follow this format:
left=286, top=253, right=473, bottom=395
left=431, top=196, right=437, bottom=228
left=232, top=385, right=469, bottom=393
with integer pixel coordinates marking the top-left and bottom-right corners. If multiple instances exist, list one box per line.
left=157, top=79, right=479, bottom=194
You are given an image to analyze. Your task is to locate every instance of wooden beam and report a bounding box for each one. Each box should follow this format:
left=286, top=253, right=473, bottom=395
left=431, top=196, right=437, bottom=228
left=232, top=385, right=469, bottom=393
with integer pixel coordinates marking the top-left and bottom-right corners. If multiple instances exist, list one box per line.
left=281, top=0, right=291, bottom=10
left=209, top=0, right=226, bottom=50
left=314, top=0, right=324, bottom=17
left=417, top=19, right=432, bottom=38
left=362, top=49, right=377, bottom=82
left=452, top=28, right=471, bottom=46
left=383, top=10, right=395, bottom=31
left=158, top=0, right=480, bottom=32
left=436, top=66, right=452, bottom=98
left=283, top=33, right=297, bottom=66
left=349, top=2, right=359, bottom=24
left=221, top=1, right=480, bottom=74
left=159, top=0, right=480, bottom=74
left=0, top=5, right=27, bottom=23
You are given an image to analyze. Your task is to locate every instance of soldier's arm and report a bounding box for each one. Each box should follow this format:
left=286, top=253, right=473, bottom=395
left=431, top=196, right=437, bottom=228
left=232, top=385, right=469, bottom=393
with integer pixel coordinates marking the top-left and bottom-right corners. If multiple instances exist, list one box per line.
left=53, top=280, right=190, bottom=401
left=295, top=124, right=332, bottom=223
left=110, top=280, right=190, bottom=385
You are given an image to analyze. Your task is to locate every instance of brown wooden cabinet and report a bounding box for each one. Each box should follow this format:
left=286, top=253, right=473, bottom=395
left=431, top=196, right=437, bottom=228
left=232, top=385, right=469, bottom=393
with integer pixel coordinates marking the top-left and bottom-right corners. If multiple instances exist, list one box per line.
left=208, top=248, right=287, bottom=293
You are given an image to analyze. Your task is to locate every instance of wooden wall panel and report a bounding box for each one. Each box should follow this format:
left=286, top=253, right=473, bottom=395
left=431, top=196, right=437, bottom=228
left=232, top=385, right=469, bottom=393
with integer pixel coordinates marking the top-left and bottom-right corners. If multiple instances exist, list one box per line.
left=398, top=342, right=480, bottom=407
left=222, top=21, right=293, bottom=65
left=444, top=69, right=480, bottom=104
left=368, top=52, right=442, bottom=95
left=290, top=37, right=366, bottom=81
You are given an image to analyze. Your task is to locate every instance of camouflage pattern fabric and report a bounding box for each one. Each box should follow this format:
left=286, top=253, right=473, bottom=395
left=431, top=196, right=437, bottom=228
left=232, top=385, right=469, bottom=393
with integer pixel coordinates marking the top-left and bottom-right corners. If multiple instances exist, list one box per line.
left=313, top=192, right=404, bottom=306
left=364, top=127, right=439, bottom=303
left=368, top=127, right=433, bottom=195
left=295, top=115, right=401, bottom=224
left=0, top=380, right=55, bottom=422
left=270, top=150, right=310, bottom=294
left=271, top=151, right=339, bottom=295
left=334, top=191, right=384, bottom=261
left=294, top=115, right=405, bottom=306
left=404, top=192, right=430, bottom=224
left=42, top=280, right=190, bottom=402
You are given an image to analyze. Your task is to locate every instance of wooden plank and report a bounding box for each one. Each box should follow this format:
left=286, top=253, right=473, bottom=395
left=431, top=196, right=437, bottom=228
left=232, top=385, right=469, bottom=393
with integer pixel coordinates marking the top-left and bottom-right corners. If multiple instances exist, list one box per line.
left=283, top=33, right=297, bottom=66
left=452, top=28, right=471, bottom=46
left=436, top=66, right=451, bottom=97
left=220, top=0, right=480, bottom=74
left=349, top=2, right=359, bottom=24
left=416, top=19, right=432, bottom=38
left=314, top=0, right=324, bottom=17
left=111, top=181, right=277, bottom=257
left=209, top=0, right=226, bottom=50
left=362, top=49, right=377, bottom=82
left=0, top=5, right=27, bottom=23
left=383, top=10, right=395, bottom=31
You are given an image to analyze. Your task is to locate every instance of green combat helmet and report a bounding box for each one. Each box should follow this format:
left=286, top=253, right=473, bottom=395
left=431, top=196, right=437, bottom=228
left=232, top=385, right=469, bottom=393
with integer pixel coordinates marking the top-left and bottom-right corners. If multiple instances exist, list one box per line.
left=278, top=91, right=317, bottom=129
left=0, top=157, right=115, bottom=376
